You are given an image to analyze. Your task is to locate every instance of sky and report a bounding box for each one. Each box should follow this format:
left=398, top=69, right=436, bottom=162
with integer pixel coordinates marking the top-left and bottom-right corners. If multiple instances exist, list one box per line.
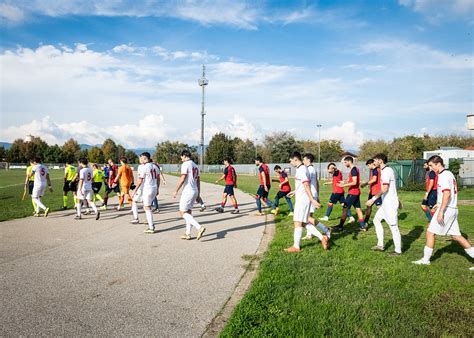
left=0, top=0, right=473, bottom=149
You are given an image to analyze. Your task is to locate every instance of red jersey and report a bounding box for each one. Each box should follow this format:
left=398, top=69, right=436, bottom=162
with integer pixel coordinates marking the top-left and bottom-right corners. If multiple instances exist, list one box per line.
left=224, top=165, right=236, bottom=185
left=348, top=166, right=360, bottom=196
left=425, top=170, right=438, bottom=192
left=259, top=164, right=271, bottom=187
left=279, top=171, right=291, bottom=193
left=108, top=164, right=118, bottom=184
left=332, top=169, right=345, bottom=194
left=370, top=168, right=381, bottom=195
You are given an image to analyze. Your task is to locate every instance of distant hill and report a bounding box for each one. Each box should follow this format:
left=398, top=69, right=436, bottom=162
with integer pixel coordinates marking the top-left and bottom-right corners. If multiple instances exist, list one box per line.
left=0, top=142, right=12, bottom=150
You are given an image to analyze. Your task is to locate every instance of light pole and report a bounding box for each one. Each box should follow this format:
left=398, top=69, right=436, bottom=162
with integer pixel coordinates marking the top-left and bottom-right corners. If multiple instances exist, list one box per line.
left=198, top=65, right=208, bottom=171
left=317, top=124, right=322, bottom=179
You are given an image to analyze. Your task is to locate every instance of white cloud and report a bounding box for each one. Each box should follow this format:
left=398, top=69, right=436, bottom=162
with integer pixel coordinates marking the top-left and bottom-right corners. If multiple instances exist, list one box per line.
left=0, top=3, right=24, bottom=23
left=399, top=0, right=474, bottom=22
left=342, top=64, right=385, bottom=71
left=320, top=121, right=364, bottom=149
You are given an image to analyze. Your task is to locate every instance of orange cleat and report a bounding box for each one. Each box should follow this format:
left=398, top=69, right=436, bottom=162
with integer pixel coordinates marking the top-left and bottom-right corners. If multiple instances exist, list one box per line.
left=321, top=235, right=330, bottom=250
left=284, top=246, right=301, bottom=253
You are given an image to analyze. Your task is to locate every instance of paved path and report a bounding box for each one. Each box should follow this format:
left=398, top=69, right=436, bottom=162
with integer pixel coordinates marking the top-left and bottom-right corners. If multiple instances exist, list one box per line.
left=0, top=175, right=269, bottom=336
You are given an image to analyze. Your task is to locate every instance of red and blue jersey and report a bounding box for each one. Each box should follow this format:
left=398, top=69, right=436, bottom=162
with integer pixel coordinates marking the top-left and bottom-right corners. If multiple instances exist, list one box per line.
left=332, top=169, right=344, bottom=194
left=425, top=170, right=438, bottom=192
left=348, top=166, right=360, bottom=196
left=224, top=165, right=236, bottom=185
left=279, top=171, right=291, bottom=193
left=259, top=164, right=271, bottom=187
left=370, top=168, right=381, bottom=195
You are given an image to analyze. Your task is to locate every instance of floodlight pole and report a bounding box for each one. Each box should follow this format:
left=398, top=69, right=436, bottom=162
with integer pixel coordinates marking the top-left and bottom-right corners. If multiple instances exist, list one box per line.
left=198, top=65, right=208, bottom=171
left=317, top=124, right=322, bottom=179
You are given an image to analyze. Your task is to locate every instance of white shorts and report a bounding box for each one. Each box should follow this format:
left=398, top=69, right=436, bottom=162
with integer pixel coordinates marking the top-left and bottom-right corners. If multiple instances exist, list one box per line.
left=293, top=199, right=311, bottom=223
left=180, top=189, right=198, bottom=212
left=142, top=188, right=157, bottom=206
left=77, top=189, right=93, bottom=201
left=375, top=205, right=398, bottom=225
left=133, top=189, right=143, bottom=203
left=32, top=184, right=46, bottom=199
left=428, top=208, right=461, bottom=236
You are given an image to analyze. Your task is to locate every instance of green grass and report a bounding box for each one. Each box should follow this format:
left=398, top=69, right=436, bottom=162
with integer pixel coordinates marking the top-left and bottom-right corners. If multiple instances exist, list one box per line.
left=0, top=169, right=115, bottom=221
left=199, top=173, right=474, bottom=337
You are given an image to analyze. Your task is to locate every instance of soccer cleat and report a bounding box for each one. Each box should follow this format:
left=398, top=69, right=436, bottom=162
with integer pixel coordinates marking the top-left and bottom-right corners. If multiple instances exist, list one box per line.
left=180, top=234, right=191, bottom=240
left=74, top=215, right=82, bottom=220
left=326, top=228, right=332, bottom=239
left=388, top=251, right=402, bottom=256
left=152, top=208, right=160, bottom=214
left=288, top=212, right=294, bottom=217
left=371, top=245, right=385, bottom=252
left=44, top=208, right=50, bottom=217
left=412, top=259, right=430, bottom=265
left=33, top=213, right=40, bottom=217
left=270, top=209, right=277, bottom=215
left=62, top=206, right=68, bottom=210
left=331, top=226, right=343, bottom=232
left=469, top=267, right=474, bottom=271
left=215, top=207, right=224, bottom=213
left=231, top=209, right=240, bottom=214
left=358, top=226, right=368, bottom=232
left=130, top=219, right=140, bottom=224
left=100, top=205, right=107, bottom=210
left=255, top=212, right=265, bottom=216
left=197, top=227, right=206, bottom=240
left=84, top=209, right=91, bottom=215
left=302, top=235, right=313, bottom=241
left=320, top=216, right=329, bottom=221
left=144, top=228, right=156, bottom=234
left=348, top=216, right=355, bottom=223
left=321, top=235, right=330, bottom=250
left=199, top=205, right=206, bottom=212
left=284, top=246, right=301, bottom=253
left=95, top=211, right=100, bottom=220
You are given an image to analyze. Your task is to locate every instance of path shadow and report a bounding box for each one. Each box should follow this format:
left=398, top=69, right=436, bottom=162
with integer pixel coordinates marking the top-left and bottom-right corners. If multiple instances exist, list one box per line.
left=402, top=226, right=424, bottom=253
left=201, top=220, right=268, bottom=242
left=431, top=232, right=472, bottom=263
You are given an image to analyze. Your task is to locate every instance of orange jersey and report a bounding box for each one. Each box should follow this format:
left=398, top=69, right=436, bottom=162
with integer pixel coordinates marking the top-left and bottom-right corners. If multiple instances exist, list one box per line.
left=117, top=165, right=133, bottom=187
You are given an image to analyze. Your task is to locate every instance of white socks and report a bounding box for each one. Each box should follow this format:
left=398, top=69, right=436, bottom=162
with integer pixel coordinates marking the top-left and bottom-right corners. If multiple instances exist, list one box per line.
left=89, top=200, right=98, bottom=214
left=33, top=198, right=46, bottom=212
left=183, top=213, right=202, bottom=230
left=76, top=201, right=82, bottom=217
left=465, top=247, right=474, bottom=258
left=305, top=224, right=323, bottom=240
left=422, top=246, right=433, bottom=262
left=374, top=214, right=384, bottom=248
left=389, top=224, right=402, bottom=253
left=293, top=227, right=303, bottom=249
left=132, top=202, right=138, bottom=220
left=316, top=222, right=330, bottom=235
left=145, top=209, right=154, bottom=230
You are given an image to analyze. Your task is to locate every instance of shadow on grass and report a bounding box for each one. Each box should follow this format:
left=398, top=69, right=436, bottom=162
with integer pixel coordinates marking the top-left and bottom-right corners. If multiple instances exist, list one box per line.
left=431, top=232, right=473, bottom=263
left=402, top=225, right=424, bottom=253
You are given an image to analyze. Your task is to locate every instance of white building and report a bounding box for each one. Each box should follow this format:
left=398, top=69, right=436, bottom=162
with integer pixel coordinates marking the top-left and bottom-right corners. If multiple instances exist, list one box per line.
left=423, top=147, right=474, bottom=168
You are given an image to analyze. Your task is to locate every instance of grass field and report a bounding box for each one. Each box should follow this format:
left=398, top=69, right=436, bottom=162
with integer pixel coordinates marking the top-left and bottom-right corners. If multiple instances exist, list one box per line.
left=198, top=173, right=474, bottom=337
left=0, top=169, right=117, bottom=221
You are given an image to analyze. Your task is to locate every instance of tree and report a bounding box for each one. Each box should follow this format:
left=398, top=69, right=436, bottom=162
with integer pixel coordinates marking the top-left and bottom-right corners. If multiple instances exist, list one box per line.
left=261, top=132, right=303, bottom=163
left=234, top=138, right=256, bottom=164
left=206, top=133, right=235, bottom=164
left=154, top=141, right=194, bottom=164
left=117, top=145, right=126, bottom=159
left=62, top=138, right=81, bottom=162
left=358, top=140, right=391, bottom=160
left=0, top=146, right=6, bottom=161
left=389, top=135, right=425, bottom=160
left=6, top=139, right=25, bottom=162
left=88, top=147, right=105, bottom=164
left=44, top=144, right=64, bottom=163
left=102, top=138, right=118, bottom=161
left=125, top=150, right=138, bottom=164
left=300, top=139, right=343, bottom=162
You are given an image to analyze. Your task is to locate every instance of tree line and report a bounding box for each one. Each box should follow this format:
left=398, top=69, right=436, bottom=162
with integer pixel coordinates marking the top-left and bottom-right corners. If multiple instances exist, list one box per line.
left=1, top=137, right=138, bottom=164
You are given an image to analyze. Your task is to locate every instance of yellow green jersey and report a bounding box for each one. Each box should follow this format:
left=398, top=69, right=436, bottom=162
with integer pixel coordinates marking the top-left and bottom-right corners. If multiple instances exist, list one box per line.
left=26, top=165, right=34, bottom=182
left=93, top=169, right=104, bottom=183
left=65, top=164, right=77, bottom=181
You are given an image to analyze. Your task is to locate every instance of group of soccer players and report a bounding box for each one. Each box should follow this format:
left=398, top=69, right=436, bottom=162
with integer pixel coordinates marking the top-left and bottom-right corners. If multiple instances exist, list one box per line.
left=25, top=149, right=473, bottom=268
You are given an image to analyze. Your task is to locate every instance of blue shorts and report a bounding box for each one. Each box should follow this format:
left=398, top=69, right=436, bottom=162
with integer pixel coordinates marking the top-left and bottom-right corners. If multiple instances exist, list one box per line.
left=368, top=193, right=382, bottom=206
left=344, top=194, right=361, bottom=209
left=276, top=191, right=290, bottom=199
left=256, top=185, right=270, bottom=199
left=224, top=184, right=235, bottom=196
left=329, top=193, right=345, bottom=205
left=422, top=190, right=437, bottom=209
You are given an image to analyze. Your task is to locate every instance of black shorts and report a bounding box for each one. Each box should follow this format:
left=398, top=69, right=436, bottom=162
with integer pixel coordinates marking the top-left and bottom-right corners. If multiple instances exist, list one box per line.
left=105, top=185, right=120, bottom=194
left=92, top=182, right=102, bottom=194
left=422, top=190, right=437, bottom=209
left=368, top=193, right=382, bottom=206
left=256, top=185, right=270, bottom=199
left=344, top=194, right=361, bottom=209
left=28, top=181, right=34, bottom=195
left=63, top=180, right=77, bottom=193
left=276, top=191, right=290, bottom=199
left=224, top=184, right=235, bottom=196
left=329, top=193, right=345, bottom=205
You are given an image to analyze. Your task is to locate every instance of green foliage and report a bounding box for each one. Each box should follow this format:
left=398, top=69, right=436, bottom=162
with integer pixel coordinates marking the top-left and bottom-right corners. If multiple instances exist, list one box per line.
left=154, top=141, right=197, bottom=164
left=62, top=138, right=81, bottom=162
left=101, top=138, right=118, bottom=161
left=449, top=159, right=461, bottom=177
left=0, top=145, right=6, bottom=161
left=44, top=144, right=65, bottom=163
left=206, top=133, right=235, bottom=164
left=234, top=138, right=256, bottom=164
left=301, top=139, right=344, bottom=162
left=88, top=146, right=105, bottom=164
left=261, top=132, right=303, bottom=163
left=125, top=150, right=138, bottom=164
left=6, top=137, right=50, bottom=163
left=358, top=140, right=391, bottom=161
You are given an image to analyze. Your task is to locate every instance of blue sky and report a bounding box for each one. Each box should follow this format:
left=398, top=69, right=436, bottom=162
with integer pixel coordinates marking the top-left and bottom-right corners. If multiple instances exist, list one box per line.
left=0, top=0, right=473, bottom=149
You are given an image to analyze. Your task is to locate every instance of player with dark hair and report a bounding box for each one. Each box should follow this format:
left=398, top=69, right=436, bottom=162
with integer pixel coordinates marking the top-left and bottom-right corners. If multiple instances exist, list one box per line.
left=254, top=156, right=275, bottom=216
left=215, top=158, right=239, bottom=214
left=421, top=160, right=438, bottom=222
left=269, top=165, right=294, bottom=216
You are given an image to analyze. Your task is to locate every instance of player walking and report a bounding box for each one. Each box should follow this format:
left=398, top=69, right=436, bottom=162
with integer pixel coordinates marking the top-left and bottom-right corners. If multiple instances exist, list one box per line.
left=269, top=165, right=294, bottom=216
left=115, top=157, right=134, bottom=210
left=62, top=160, right=77, bottom=209
left=412, top=155, right=473, bottom=268
left=361, top=159, right=382, bottom=227
left=320, top=163, right=354, bottom=222
left=91, top=164, right=105, bottom=204
left=102, top=159, right=120, bottom=210
left=254, top=156, right=274, bottom=216
left=75, top=158, right=100, bottom=220
left=23, top=159, right=37, bottom=214
left=366, top=154, right=402, bottom=255
left=215, top=158, right=239, bottom=214
left=173, top=150, right=206, bottom=240
left=421, top=160, right=438, bottom=222
left=29, top=157, right=52, bottom=217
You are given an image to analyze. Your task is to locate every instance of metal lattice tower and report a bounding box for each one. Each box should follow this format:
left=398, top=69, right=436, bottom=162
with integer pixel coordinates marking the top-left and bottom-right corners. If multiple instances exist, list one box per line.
left=198, top=65, right=208, bottom=170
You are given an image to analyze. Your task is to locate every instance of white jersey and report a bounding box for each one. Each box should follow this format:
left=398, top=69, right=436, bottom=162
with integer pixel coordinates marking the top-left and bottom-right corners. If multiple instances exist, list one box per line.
left=306, top=165, right=318, bottom=198
left=79, top=167, right=93, bottom=191
left=138, top=162, right=158, bottom=191
left=181, top=160, right=199, bottom=192
left=437, top=169, right=457, bottom=209
left=380, top=166, right=398, bottom=209
left=294, top=164, right=310, bottom=202
left=32, top=164, right=48, bottom=186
